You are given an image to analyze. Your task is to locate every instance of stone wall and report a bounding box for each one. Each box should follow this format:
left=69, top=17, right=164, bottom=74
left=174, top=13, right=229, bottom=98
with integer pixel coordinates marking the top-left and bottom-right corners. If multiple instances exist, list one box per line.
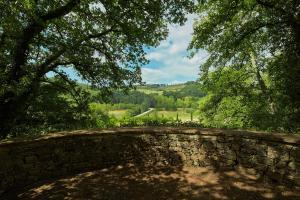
left=0, top=127, right=299, bottom=194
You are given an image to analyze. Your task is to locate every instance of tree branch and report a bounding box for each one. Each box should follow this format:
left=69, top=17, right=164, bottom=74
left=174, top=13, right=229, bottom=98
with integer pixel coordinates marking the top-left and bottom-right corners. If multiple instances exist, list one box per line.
left=41, top=0, right=80, bottom=21
left=86, top=27, right=119, bottom=39
left=42, top=78, right=84, bottom=107
left=236, top=21, right=286, bottom=44
left=256, top=0, right=299, bottom=26
left=50, top=69, right=84, bottom=105
left=256, top=0, right=291, bottom=15
left=35, top=47, right=67, bottom=78
left=11, top=0, right=80, bottom=83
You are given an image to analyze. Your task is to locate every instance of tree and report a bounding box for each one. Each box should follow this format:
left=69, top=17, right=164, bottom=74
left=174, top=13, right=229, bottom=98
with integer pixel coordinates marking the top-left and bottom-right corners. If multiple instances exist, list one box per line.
left=198, top=67, right=273, bottom=129
left=0, top=0, right=194, bottom=137
left=190, top=0, right=300, bottom=131
left=12, top=77, right=94, bottom=136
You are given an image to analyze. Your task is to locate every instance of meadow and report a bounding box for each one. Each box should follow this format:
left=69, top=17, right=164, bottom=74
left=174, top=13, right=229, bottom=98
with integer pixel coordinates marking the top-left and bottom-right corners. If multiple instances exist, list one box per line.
left=92, top=82, right=204, bottom=123
left=147, top=109, right=199, bottom=122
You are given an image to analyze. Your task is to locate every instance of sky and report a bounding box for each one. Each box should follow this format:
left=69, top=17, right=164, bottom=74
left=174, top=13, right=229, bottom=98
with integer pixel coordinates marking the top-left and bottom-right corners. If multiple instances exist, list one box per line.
left=141, top=15, right=208, bottom=84
left=48, top=15, right=208, bottom=84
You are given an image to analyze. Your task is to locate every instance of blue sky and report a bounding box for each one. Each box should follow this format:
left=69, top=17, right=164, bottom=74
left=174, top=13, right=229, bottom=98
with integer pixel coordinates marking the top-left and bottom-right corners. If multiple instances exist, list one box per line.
left=48, top=15, right=208, bottom=84
left=141, top=15, right=208, bottom=84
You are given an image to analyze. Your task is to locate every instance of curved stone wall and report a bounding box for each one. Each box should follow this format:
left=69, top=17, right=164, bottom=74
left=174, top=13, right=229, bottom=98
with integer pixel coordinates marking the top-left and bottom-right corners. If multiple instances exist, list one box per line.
left=0, top=127, right=299, bottom=194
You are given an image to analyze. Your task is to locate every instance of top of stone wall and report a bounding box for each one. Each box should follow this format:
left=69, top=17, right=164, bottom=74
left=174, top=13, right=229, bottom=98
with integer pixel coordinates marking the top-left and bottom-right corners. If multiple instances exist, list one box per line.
left=1, top=127, right=300, bottom=147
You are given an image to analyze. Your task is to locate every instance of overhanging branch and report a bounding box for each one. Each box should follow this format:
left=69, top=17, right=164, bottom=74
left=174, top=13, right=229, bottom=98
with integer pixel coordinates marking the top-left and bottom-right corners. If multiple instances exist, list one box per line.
left=41, top=0, right=80, bottom=21
left=11, top=0, right=81, bottom=83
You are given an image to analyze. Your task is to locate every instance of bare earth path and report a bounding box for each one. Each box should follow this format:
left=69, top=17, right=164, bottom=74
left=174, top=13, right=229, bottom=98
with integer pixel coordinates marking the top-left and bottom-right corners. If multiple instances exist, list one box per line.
left=134, top=108, right=155, bottom=118
left=2, top=165, right=299, bottom=200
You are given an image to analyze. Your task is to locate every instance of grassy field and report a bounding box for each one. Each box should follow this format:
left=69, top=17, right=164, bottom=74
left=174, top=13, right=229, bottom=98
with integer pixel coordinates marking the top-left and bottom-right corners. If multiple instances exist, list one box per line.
left=90, top=83, right=200, bottom=121
left=108, top=108, right=199, bottom=121
left=108, top=110, right=128, bottom=119
left=162, top=84, right=186, bottom=91
left=80, top=82, right=188, bottom=96
left=148, top=108, right=199, bottom=121
left=136, top=84, right=186, bottom=95
left=136, top=88, right=163, bottom=95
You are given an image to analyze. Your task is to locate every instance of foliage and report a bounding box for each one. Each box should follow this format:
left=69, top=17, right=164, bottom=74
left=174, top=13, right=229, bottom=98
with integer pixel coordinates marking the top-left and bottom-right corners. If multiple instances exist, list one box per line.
left=89, top=103, right=118, bottom=128
left=190, top=0, right=300, bottom=132
left=111, top=91, right=151, bottom=105
left=98, top=84, right=205, bottom=115
left=119, top=116, right=204, bottom=128
left=148, top=109, right=198, bottom=122
left=199, top=95, right=253, bottom=129
left=119, top=116, right=170, bottom=127
left=9, top=77, right=95, bottom=137
left=0, top=0, right=194, bottom=137
left=163, top=81, right=205, bottom=99
left=153, top=95, right=177, bottom=111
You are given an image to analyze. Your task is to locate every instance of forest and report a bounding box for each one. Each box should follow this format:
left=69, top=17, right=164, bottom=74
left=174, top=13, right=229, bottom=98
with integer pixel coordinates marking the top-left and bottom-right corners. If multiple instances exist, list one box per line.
left=0, top=0, right=299, bottom=138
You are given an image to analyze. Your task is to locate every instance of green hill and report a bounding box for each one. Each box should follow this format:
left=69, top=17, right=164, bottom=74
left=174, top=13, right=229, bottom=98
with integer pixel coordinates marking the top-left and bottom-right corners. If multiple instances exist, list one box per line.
left=136, top=82, right=202, bottom=96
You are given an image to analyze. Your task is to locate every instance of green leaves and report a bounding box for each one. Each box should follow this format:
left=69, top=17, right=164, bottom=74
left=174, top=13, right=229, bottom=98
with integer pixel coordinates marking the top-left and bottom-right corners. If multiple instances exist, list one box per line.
left=191, top=0, right=300, bottom=132
left=243, top=0, right=256, bottom=8
left=0, top=0, right=195, bottom=136
left=23, top=0, right=33, bottom=9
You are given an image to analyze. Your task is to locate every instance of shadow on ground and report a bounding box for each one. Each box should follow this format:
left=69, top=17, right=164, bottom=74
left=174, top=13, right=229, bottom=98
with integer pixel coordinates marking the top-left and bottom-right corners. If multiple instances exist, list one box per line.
left=1, top=131, right=300, bottom=200
left=3, top=164, right=299, bottom=200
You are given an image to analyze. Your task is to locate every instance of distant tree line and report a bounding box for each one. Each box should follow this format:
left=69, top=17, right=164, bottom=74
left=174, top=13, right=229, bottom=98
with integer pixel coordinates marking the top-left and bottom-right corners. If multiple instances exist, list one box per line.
left=105, top=82, right=204, bottom=116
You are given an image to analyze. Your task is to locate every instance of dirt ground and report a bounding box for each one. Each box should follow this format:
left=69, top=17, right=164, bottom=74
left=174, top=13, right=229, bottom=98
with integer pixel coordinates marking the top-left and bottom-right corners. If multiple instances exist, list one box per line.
left=2, top=165, right=300, bottom=200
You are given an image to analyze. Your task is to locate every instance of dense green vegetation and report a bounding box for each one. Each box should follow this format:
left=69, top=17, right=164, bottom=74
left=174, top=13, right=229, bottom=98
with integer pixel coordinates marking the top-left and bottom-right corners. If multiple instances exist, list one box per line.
left=4, top=79, right=205, bottom=137
left=0, top=0, right=194, bottom=138
left=189, top=0, right=300, bottom=132
left=90, top=82, right=204, bottom=121
left=1, top=0, right=299, bottom=138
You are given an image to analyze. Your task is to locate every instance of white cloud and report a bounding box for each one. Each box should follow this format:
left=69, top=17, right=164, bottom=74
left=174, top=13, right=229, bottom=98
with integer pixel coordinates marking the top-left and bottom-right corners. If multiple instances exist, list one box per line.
left=141, top=68, right=169, bottom=83
left=141, top=15, right=208, bottom=84
left=146, top=52, right=164, bottom=61
left=169, top=43, right=186, bottom=54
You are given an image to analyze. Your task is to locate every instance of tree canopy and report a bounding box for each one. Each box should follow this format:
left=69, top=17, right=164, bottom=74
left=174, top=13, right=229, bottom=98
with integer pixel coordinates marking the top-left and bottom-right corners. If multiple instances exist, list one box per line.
left=190, top=0, right=300, bottom=131
left=0, top=0, right=194, bottom=137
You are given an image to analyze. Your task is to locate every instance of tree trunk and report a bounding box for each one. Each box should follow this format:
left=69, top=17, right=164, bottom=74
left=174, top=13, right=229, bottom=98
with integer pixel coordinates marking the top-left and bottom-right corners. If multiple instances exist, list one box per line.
left=249, top=50, right=276, bottom=113
left=0, top=80, right=41, bottom=138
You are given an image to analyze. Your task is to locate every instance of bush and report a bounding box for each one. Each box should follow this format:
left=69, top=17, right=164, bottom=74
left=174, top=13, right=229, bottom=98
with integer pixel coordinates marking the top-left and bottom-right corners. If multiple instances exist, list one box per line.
left=119, top=116, right=170, bottom=127
left=89, top=104, right=118, bottom=128
left=119, top=116, right=204, bottom=128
